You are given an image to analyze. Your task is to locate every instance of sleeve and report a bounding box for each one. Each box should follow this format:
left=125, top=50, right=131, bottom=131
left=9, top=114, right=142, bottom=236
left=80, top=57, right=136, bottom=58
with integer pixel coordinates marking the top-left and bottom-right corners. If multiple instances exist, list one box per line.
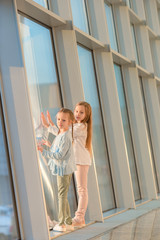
left=42, top=134, right=71, bottom=160
left=48, top=125, right=59, bottom=136
left=73, top=123, right=87, bottom=138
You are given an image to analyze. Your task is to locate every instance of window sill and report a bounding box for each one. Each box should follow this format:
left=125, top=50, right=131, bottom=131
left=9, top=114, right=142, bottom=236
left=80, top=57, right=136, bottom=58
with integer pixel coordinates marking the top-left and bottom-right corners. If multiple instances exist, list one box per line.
left=16, top=0, right=66, bottom=28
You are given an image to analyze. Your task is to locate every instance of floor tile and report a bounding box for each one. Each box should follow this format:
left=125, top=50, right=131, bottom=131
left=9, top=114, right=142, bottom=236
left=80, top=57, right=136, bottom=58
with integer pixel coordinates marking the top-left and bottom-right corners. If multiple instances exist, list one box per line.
left=50, top=200, right=160, bottom=240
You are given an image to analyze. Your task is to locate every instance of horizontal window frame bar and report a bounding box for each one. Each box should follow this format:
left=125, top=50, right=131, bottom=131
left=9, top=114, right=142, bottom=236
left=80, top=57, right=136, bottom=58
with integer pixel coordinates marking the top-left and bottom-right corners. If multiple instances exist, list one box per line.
left=106, top=0, right=126, bottom=6
left=155, top=76, right=160, bottom=84
left=16, top=0, right=66, bottom=28
left=157, top=0, right=160, bottom=8
left=128, top=8, right=146, bottom=25
left=147, top=26, right=160, bottom=40
left=137, top=65, right=154, bottom=78
left=112, top=50, right=131, bottom=65
left=74, top=26, right=107, bottom=50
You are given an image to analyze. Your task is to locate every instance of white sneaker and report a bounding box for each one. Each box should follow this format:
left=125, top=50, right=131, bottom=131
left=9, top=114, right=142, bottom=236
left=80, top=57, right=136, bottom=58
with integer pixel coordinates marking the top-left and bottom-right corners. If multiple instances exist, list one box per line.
left=48, top=216, right=55, bottom=231
left=53, top=224, right=66, bottom=232
left=65, top=224, right=74, bottom=231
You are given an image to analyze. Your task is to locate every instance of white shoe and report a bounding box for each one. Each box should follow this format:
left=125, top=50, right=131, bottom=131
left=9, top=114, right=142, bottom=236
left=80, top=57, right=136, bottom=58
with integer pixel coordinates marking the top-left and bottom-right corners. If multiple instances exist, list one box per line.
left=52, top=220, right=58, bottom=228
left=53, top=224, right=66, bottom=232
left=48, top=216, right=56, bottom=231
left=65, top=224, right=74, bottom=231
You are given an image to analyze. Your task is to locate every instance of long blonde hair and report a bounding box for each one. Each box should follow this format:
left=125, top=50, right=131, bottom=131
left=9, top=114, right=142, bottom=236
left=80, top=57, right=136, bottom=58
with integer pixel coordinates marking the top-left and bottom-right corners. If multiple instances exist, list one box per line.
left=57, top=108, right=75, bottom=143
left=75, top=101, right=92, bottom=154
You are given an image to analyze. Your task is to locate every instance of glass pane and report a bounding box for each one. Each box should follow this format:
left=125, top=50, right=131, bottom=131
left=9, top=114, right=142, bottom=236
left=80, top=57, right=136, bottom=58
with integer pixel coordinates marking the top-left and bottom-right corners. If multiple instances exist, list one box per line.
left=131, top=24, right=140, bottom=65
left=140, top=78, right=159, bottom=192
left=0, top=98, right=19, bottom=239
left=70, top=0, right=89, bottom=34
left=114, top=64, right=141, bottom=201
left=105, top=3, right=118, bottom=52
left=77, top=45, right=115, bottom=211
left=33, top=0, right=48, bottom=8
left=126, top=0, right=132, bottom=8
left=18, top=15, right=77, bottom=222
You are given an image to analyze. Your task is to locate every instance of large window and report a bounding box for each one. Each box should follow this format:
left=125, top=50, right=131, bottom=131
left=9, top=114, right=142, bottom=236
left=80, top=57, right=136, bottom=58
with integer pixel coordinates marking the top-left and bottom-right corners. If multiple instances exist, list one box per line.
left=19, top=15, right=77, bottom=222
left=114, top=64, right=141, bottom=201
left=104, top=2, right=119, bottom=52
left=131, top=24, right=140, bottom=65
left=0, top=96, right=19, bottom=239
left=70, top=0, right=90, bottom=34
left=140, top=78, right=159, bottom=193
left=77, top=45, right=116, bottom=212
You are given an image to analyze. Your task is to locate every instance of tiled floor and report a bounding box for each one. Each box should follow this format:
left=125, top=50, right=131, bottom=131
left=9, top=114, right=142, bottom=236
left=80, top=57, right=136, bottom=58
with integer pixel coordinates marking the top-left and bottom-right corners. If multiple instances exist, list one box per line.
left=92, top=208, right=160, bottom=240
left=50, top=199, right=160, bottom=240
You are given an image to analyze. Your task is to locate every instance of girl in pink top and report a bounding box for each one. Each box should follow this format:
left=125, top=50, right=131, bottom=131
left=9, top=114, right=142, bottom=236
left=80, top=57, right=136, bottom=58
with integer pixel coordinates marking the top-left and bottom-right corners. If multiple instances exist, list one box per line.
left=41, top=101, right=92, bottom=228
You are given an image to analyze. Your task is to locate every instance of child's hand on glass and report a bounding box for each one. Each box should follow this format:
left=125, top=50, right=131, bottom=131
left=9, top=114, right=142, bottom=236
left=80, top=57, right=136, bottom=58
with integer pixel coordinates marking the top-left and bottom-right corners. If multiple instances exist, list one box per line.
left=41, top=112, right=49, bottom=128
left=47, top=111, right=54, bottom=126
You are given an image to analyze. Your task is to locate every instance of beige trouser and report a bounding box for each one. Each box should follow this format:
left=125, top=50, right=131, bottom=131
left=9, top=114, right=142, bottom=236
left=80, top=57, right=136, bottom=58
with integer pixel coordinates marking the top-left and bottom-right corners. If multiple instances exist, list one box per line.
left=57, top=174, right=72, bottom=225
left=75, top=165, right=89, bottom=222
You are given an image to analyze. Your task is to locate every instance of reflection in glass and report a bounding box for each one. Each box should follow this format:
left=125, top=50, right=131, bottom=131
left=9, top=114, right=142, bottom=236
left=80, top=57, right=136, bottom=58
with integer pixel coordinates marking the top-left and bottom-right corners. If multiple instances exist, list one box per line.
left=104, top=3, right=119, bottom=52
left=140, top=77, right=159, bottom=192
left=33, top=0, right=48, bottom=8
left=70, top=0, right=89, bottom=34
left=19, top=15, right=77, bottom=221
left=77, top=45, right=115, bottom=212
left=131, top=24, right=140, bottom=65
left=114, top=64, right=141, bottom=201
left=0, top=98, right=19, bottom=239
left=95, top=209, right=160, bottom=240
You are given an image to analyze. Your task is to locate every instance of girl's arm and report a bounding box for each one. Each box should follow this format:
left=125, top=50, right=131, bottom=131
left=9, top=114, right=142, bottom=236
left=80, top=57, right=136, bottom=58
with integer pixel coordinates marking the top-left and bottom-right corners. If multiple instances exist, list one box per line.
left=41, top=111, right=58, bottom=136
left=48, top=125, right=59, bottom=136
left=42, top=135, right=71, bottom=160
left=47, top=111, right=59, bottom=136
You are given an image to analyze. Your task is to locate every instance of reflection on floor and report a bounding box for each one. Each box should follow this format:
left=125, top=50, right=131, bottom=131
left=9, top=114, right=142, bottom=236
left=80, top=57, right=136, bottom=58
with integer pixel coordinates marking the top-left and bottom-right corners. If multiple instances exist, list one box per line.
left=93, top=208, right=160, bottom=240
left=50, top=199, right=160, bottom=240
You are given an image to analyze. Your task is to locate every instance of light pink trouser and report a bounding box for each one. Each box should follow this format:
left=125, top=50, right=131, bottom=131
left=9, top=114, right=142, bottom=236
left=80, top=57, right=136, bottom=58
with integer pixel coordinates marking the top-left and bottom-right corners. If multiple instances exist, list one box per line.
left=75, top=165, right=89, bottom=222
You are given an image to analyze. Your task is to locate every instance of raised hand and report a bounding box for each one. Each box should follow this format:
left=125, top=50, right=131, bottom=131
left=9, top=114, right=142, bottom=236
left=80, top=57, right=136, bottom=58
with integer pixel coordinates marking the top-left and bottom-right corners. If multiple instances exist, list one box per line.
left=41, top=112, right=49, bottom=128
left=47, top=111, right=54, bottom=126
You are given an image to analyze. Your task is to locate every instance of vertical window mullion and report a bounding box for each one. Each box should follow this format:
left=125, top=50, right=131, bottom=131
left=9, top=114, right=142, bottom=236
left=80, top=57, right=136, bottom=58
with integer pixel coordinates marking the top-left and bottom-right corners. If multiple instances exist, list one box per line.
left=91, top=51, right=117, bottom=209
left=140, top=77, right=160, bottom=193
left=114, top=64, right=141, bottom=201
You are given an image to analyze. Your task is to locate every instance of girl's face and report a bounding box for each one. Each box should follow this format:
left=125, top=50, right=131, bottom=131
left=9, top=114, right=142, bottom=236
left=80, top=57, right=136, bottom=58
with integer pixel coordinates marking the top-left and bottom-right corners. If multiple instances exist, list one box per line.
left=74, top=105, right=86, bottom=123
left=57, top=112, right=71, bottom=132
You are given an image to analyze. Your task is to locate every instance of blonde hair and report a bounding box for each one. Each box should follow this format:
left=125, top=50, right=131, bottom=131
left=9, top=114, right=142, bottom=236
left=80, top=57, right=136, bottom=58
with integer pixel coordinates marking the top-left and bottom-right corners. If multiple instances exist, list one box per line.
left=57, top=108, right=75, bottom=142
left=75, top=101, right=92, bottom=155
